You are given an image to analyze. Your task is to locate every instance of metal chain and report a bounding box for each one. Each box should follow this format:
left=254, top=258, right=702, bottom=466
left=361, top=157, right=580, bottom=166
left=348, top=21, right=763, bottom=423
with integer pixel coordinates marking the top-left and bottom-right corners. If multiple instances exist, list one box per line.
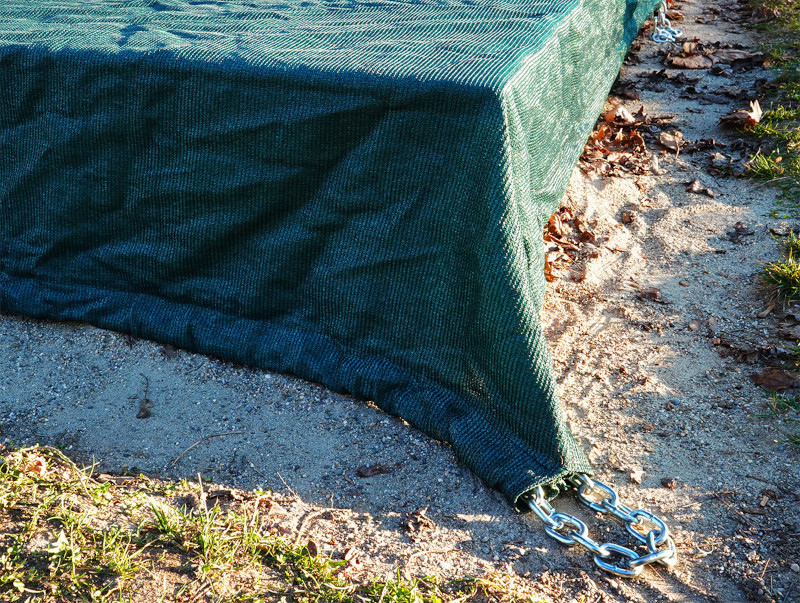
left=652, top=0, right=682, bottom=43
left=526, top=474, right=678, bottom=578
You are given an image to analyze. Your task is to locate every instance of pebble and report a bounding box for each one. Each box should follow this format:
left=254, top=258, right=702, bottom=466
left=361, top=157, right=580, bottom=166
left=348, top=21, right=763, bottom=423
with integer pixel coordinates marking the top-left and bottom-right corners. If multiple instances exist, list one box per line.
left=791, top=563, right=800, bottom=573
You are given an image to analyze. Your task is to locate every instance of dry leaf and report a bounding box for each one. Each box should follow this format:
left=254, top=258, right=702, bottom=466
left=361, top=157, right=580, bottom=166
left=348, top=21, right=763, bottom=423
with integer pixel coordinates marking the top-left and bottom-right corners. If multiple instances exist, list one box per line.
left=614, top=105, right=635, bottom=124
left=751, top=368, right=799, bottom=391
left=686, top=179, right=716, bottom=197
left=659, top=130, right=685, bottom=151
left=669, top=54, right=714, bottom=69
left=720, top=100, right=762, bottom=128
left=661, top=477, right=677, bottom=489
left=757, top=302, right=776, bottom=319
left=712, top=49, right=756, bottom=63
left=726, top=221, right=754, bottom=242
left=636, top=288, right=668, bottom=304
left=355, top=463, right=395, bottom=478
left=25, top=456, right=48, bottom=478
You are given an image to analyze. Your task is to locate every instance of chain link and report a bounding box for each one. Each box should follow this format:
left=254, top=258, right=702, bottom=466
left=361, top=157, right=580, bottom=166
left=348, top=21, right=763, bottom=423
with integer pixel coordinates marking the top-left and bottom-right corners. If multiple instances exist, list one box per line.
left=526, top=474, right=678, bottom=578
left=652, top=0, right=682, bottom=43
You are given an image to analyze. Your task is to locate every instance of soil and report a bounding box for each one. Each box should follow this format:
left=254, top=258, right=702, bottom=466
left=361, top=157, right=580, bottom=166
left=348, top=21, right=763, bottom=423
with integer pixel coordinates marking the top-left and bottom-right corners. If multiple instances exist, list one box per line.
left=2, top=0, right=799, bottom=600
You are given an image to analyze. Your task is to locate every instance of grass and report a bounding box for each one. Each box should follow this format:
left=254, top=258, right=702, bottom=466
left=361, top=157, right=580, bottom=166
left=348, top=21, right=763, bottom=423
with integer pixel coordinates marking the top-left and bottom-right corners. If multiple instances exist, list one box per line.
left=0, top=445, right=542, bottom=603
left=754, top=393, right=800, bottom=449
left=745, top=0, right=800, bottom=200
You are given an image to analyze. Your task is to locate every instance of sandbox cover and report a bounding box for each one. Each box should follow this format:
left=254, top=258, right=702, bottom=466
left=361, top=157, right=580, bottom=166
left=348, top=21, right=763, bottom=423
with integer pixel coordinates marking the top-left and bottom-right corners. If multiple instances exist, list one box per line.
left=0, top=0, right=656, bottom=506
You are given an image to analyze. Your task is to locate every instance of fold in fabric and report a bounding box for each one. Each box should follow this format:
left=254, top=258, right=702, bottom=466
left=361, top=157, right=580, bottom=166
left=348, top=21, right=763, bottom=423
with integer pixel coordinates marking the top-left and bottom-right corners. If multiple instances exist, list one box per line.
left=0, top=0, right=657, bottom=507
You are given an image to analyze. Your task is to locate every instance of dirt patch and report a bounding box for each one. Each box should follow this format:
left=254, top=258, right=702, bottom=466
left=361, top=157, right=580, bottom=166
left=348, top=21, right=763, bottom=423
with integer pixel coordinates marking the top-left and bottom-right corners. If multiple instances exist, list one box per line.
left=2, top=0, right=799, bottom=600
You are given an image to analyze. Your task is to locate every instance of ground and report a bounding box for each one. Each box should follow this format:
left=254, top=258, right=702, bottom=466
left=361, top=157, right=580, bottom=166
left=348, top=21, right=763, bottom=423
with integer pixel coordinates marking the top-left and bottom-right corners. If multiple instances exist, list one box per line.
left=1, top=0, right=799, bottom=600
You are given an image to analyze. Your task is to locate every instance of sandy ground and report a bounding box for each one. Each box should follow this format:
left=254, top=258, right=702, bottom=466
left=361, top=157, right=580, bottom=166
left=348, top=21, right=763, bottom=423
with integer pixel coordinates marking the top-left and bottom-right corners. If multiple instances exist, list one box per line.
left=2, top=0, right=799, bottom=600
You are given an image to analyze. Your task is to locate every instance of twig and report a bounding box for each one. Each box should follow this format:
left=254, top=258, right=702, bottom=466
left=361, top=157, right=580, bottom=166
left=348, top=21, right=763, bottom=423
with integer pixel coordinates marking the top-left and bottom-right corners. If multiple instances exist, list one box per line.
left=712, top=492, right=755, bottom=527
left=166, top=432, right=244, bottom=471
left=248, top=461, right=268, bottom=479
left=744, top=474, right=798, bottom=497
left=759, top=557, right=771, bottom=581
left=276, top=471, right=300, bottom=499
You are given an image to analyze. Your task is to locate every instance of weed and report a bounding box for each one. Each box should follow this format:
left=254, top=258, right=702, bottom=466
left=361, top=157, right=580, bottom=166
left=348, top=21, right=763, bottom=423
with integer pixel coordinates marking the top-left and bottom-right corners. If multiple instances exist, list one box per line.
left=762, top=257, right=800, bottom=299
left=0, top=445, right=538, bottom=602
left=745, top=0, right=800, bottom=200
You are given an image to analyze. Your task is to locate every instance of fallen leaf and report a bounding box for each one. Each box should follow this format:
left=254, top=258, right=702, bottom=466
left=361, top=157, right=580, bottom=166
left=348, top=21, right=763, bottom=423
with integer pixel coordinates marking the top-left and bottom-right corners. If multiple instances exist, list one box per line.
left=547, top=213, right=566, bottom=237
left=637, top=288, right=669, bottom=304
left=659, top=130, right=685, bottom=151
left=686, top=179, right=716, bottom=197
left=711, top=49, right=756, bottom=64
left=25, top=456, right=48, bottom=478
left=757, top=302, right=776, bottom=319
left=785, top=306, right=800, bottom=323
left=355, top=463, right=395, bottom=478
left=753, top=5, right=780, bottom=21
left=344, top=547, right=363, bottom=568
left=661, top=477, right=677, bottom=489
left=669, top=54, right=714, bottom=69
left=621, top=210, right=635, bottom=224
left=779, top=325, right=800, bottom=341
left=751, top=368, right=800, bottom=391
left=306, top=540, right=318, bottom=557
left=726, top=221, right=755, bottom=242
left=720, top=100, right=762, bottom=128
left=404, top=509, right=435, bottom=542
left=136, top=397, right=153, bottom=419
left=665, top=9, right=685, bottom=20
left=614, top=105, right=636, bottom=124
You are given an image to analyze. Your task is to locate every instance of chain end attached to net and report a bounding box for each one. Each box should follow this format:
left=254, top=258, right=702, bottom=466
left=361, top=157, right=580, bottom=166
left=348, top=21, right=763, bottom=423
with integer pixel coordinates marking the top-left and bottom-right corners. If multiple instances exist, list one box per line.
left=652, top=0, right=682, bottom=43
left=526, top=474, right=678, bottom=578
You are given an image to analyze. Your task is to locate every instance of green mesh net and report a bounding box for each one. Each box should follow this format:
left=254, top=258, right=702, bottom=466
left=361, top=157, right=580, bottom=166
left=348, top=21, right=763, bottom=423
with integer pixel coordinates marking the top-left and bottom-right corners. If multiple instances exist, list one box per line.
left=0, top=0, right=657, bottom=507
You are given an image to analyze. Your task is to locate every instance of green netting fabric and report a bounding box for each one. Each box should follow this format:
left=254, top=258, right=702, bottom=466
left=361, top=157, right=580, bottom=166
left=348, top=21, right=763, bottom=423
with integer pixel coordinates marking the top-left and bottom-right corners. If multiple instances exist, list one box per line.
left=0, top=0, right=656, bottom=507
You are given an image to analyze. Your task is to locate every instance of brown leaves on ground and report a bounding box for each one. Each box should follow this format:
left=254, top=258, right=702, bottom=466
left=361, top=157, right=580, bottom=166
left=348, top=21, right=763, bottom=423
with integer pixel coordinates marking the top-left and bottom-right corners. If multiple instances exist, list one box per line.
left=581, top=104, right=674, bottom=177
left=404, top=508, right=435, bottom=542
left=751, top=368, right=800, bottom=392
left=720, top=100, right=763, bottom=129
left=543, top=206, right=597, bottom=282
left=665, top=39, right=764, bottom=70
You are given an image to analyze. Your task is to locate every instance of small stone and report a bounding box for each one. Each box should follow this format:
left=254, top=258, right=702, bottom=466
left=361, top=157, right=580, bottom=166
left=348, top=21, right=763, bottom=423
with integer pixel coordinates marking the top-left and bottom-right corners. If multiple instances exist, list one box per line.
left=630, top=468, right=644, bottom=484
left=791, top=563, right=800, bottom=573
left=622, top=210, right=636, bottom=224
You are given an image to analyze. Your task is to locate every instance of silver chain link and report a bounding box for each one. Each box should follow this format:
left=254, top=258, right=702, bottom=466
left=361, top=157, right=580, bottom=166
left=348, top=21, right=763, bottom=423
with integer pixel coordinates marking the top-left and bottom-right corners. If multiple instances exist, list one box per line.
left=652, top=0, right=682, bottom=43
left=526, top=474, right=678, bottom=578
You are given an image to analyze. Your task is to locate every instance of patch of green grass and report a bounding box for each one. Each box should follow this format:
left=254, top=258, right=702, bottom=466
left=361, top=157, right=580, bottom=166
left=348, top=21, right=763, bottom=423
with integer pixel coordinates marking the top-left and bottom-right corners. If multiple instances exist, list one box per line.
left=0, top=445, right=542, bottom=603
left=763, top=256, right=800, bottom=299
left=755, top=393, right=800, bottom=449
left=746, top=0, right=800, bottom=200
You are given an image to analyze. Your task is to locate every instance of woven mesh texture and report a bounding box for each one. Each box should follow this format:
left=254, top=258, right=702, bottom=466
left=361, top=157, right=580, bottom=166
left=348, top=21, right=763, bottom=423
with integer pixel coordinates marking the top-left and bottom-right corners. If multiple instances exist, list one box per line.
left=0, top=0, right=656, bottom=506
